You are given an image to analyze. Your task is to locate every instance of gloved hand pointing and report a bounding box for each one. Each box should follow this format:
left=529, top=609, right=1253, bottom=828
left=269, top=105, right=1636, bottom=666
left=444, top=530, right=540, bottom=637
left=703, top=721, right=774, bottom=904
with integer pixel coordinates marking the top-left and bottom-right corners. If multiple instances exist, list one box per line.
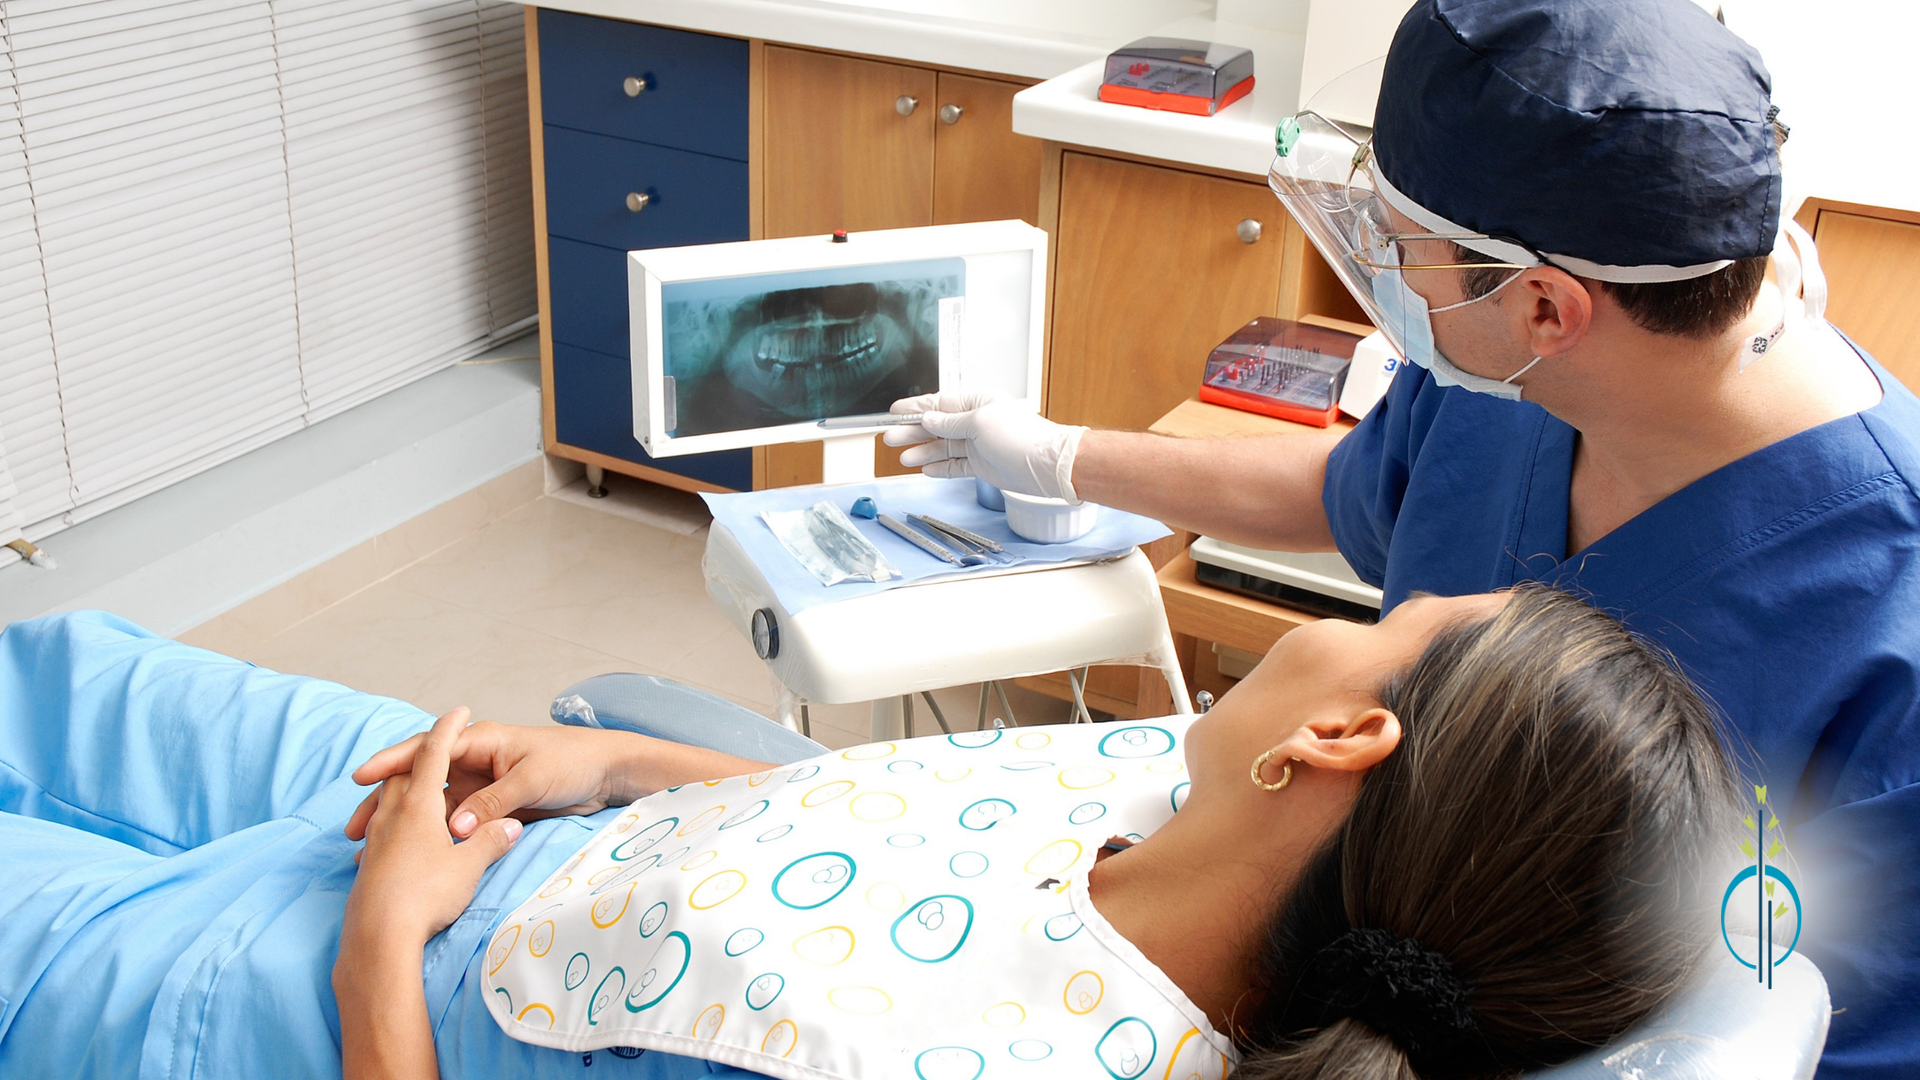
left=884, top=391, right=1089, bottom=503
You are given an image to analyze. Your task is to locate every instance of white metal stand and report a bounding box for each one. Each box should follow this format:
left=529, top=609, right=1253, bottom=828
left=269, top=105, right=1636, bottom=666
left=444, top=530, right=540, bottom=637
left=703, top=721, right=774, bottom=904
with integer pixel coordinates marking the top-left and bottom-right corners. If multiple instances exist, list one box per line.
left=704, top=465, right=1194, bottom=742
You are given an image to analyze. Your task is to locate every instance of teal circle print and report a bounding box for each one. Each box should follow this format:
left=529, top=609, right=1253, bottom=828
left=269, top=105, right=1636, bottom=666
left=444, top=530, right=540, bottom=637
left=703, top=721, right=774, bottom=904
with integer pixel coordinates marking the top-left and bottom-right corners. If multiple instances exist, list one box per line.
left=588, top=966, right=625, bottom=1025
left=959, top=798, right=1017, bottom=831
left=915, top=1046, right=986, bottom=1080
left=888, top=760, right=926, bottom=773
left=1009, top=1040, right=1053, bottom=1061
left=773, top=852, right=857, bottom=909
left=947, top=730, right=1002, bottom=749
left=1044, top=912, right=1083, bottom=941
left=949, top=851, right=989, bottom=878
left=1069, top=801, right=1108, bottom=825
left=725, top=927, right=764, bottom=956
left=719, top=800, right=770, bottom=830
left=1095, top=1017, right=1158, bottom=1079
left=1098, top=726, right=1175, bottom=759
left=785, top=765, right=821, bottom=783
left=565, top=952, right=591, bottom=990
left=639, top=901, right=669, bottom=937
left=745, top=971, right=785, bottom=1011
left=892, top=895, right=976, bottom=962
left=1720, top=865, right=1803, bottom=967
left=624, top=931, right=691, bottom=1012
left=1170, top=782, right=1190, bottom=813
left=611, top=817, right=678, bottom=861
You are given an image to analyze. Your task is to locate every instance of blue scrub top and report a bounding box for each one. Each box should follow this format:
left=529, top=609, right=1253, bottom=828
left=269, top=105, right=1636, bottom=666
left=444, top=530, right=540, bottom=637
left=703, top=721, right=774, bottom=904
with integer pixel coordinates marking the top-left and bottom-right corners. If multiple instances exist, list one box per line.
left=1324, top=344, right=1920, bottom=1080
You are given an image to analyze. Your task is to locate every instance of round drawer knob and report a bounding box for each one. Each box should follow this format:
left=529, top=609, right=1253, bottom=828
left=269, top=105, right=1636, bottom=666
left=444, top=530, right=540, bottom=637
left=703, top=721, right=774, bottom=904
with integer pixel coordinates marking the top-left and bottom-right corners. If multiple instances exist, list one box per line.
left=1236, top=218, right=1263, bottom=244
left=623, top=75, right=650, bottom=97
left=626, top=191, right=651, bottom=212
left=894, top=94, right=919, bottom=116
left=939, top=103, right=964, bottom=125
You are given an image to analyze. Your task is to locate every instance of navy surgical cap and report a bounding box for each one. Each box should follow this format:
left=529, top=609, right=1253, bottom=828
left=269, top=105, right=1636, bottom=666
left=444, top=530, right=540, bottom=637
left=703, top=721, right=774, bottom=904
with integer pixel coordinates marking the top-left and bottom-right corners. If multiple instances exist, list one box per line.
left=1373, top=0, right=1781, bottom=281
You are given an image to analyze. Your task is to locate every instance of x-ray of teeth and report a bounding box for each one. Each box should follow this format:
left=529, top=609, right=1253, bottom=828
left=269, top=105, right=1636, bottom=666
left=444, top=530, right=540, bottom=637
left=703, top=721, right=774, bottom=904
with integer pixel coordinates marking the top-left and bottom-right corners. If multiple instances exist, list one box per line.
left=662, top=258, right=962, bottom=437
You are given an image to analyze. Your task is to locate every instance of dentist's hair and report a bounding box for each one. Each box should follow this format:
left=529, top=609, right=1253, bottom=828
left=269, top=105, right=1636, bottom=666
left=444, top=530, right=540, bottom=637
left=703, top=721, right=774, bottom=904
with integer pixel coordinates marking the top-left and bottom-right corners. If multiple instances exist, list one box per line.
left=1234, top=586, right=1741, bottom=1080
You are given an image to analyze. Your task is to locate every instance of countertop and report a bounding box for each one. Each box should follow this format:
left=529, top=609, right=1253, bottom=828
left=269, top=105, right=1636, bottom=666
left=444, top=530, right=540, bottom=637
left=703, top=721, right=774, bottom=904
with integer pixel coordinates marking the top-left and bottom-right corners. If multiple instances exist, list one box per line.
left=1010, top=15, right=1306, bottom=178
left=525, top=0, right=1313, bottom=179
left=526, top=0, right=1210, bottom=81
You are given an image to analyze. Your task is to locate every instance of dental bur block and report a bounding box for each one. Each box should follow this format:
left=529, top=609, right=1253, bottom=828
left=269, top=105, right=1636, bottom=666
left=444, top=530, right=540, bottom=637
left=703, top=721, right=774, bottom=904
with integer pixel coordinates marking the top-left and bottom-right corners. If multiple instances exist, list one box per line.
left=1099, top=38, right=1254, bottom=117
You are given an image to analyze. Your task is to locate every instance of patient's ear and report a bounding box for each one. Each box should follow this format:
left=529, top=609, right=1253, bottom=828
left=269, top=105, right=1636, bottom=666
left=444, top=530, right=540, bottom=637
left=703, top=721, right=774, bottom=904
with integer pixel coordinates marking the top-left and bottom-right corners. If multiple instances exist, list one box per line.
left=1272, top=707, right=1401, bottom=774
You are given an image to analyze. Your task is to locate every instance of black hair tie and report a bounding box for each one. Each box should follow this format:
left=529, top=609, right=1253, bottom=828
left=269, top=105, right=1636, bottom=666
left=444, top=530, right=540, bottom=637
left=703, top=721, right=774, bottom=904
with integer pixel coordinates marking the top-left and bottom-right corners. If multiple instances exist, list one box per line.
left=1295, top=928, right=1480, bottom=1066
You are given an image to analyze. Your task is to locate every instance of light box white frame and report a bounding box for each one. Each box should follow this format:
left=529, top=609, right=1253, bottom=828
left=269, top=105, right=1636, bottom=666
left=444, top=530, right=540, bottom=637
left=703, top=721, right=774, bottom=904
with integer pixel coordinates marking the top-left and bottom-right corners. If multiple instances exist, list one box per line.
left=628, top=220, right=1047, bottom=458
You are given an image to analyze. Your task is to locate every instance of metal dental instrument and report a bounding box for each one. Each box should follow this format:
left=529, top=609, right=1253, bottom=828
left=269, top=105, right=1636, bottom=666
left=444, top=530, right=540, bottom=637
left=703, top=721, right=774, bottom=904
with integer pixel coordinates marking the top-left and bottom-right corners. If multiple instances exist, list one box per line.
left=907, top=514, right=986, bottom=555
left=877, top=513, right=980, bottom=565
left=912, top=514, right=1006, bottom=554
left=817, top=412, right=925, bottom=429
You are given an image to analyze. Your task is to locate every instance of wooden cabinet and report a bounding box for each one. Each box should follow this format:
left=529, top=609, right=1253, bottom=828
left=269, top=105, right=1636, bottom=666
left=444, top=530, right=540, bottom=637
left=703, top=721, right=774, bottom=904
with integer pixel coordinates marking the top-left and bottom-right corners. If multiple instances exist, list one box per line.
left=760, top=46, right=1044, bottom=483
left=763, top=47, right=1042, bottom=238
left=933, top=74, right=1043, bottom=227
left=1044, top=150, right=1364, bottom=433
left=1797, top=197, right=1920, bottom=392
left=763, top=47, right=937, bottom=236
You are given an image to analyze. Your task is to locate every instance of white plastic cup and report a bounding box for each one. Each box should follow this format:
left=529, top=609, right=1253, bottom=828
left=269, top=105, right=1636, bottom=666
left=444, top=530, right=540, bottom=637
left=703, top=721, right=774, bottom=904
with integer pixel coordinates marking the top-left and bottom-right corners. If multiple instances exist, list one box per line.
left=1002, top=492, right=1099, bottom=543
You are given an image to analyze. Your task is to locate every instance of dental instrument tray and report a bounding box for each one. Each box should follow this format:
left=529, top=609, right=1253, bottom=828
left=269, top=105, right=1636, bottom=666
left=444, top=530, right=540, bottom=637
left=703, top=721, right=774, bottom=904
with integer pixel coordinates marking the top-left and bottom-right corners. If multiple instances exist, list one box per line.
left=1099, top=38, right=1254, bottom=116
left=1198, top=317, right=1362, bottom=427
left=702, top=476, right=1172, bottom=615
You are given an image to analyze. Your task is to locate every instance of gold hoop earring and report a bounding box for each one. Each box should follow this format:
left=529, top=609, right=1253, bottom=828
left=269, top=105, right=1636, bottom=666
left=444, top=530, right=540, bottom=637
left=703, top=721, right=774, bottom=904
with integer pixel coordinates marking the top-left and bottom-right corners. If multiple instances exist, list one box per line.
left=1251, top=748, right=1294, bottom=791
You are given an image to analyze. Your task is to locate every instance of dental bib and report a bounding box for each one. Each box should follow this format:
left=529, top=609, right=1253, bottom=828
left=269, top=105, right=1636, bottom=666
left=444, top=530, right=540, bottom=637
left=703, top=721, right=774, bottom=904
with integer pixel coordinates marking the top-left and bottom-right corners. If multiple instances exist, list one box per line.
left=485, top=720, right=1238, bottom=1080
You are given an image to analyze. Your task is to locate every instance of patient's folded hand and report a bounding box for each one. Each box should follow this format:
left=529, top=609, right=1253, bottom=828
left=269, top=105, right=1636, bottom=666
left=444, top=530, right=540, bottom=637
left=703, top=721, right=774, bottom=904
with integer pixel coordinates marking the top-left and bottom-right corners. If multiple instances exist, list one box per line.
left=346, top=718, right=631, bottom=843
left=344, top=707, right=524, bottom=949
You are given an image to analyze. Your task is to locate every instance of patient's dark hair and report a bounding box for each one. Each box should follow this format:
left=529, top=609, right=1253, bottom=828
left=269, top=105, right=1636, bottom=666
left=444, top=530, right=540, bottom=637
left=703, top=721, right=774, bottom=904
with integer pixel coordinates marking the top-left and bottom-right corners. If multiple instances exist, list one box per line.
left=1235, top=587, right=1739, bottom=1080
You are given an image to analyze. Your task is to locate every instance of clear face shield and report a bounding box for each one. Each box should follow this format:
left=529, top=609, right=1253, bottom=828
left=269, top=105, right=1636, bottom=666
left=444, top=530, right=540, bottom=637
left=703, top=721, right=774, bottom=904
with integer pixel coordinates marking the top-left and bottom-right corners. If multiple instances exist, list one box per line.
left=1267, top=61, right=1538, bottom=383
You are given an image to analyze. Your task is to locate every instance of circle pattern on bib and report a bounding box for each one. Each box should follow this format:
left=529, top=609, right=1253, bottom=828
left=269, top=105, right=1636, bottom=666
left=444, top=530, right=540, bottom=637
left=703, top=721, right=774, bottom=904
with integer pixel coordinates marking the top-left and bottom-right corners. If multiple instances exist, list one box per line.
left=773, top=852, right=857, bottom=909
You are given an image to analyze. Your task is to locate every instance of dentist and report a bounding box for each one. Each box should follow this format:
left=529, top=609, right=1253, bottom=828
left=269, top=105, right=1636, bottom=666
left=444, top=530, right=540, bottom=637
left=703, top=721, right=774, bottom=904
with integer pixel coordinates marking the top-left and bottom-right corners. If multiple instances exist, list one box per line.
left=888, top=2, right=1920, bottom=1076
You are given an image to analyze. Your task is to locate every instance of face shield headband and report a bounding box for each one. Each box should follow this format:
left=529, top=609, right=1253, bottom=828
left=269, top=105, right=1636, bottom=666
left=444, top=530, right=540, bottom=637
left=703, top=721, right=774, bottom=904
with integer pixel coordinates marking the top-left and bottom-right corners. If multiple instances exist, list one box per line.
left=1268, top=110, right=1828, bottom=390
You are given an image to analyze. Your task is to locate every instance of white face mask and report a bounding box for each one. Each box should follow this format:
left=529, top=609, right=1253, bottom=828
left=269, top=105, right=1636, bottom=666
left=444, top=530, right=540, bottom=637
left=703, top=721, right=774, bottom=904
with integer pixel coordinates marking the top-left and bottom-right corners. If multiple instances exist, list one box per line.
left=1369, top=223, right=1828, bottom=399
left=1370, top=247, right=1540, bottom=402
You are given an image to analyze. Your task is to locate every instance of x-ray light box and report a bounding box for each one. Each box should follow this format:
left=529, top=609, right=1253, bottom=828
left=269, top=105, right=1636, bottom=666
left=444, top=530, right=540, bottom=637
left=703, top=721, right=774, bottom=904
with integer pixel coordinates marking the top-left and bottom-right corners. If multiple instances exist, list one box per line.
left=629, top=220, right=1047, bottom=458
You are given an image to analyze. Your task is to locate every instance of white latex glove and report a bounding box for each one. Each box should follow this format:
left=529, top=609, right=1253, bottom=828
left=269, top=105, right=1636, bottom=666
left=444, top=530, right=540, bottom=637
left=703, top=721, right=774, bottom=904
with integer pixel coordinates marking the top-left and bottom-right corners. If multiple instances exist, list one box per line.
left=883, top=391, right=1089, bottom=503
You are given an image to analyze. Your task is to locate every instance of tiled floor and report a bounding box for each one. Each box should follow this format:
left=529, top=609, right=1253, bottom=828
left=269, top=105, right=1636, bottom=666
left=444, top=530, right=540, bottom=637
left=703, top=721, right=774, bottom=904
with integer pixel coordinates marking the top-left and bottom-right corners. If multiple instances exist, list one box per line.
left=180, top=464, right=1071, bottom=749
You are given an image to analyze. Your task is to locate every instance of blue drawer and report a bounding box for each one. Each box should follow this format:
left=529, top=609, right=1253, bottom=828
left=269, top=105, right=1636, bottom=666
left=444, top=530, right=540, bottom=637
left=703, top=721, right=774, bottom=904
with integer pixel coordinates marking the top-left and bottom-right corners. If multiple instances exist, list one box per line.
left=544, top=125, right=749, bottom=250
left=553, top=342, right=752, bottom=490
left=538, top=9, right=749, bottom=162
left=548, top=236, right=629, bottom=358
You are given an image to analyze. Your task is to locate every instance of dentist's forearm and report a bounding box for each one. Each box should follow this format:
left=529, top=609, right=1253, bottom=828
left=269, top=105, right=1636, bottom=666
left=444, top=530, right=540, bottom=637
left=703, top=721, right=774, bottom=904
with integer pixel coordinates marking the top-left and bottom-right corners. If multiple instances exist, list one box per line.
left=1070, top=428, right=1344, bottom=552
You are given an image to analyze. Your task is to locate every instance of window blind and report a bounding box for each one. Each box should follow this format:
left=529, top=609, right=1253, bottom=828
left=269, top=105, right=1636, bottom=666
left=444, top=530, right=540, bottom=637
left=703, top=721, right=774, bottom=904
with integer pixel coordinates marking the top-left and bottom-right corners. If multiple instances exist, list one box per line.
left=0, top=0, right=533, bottom=565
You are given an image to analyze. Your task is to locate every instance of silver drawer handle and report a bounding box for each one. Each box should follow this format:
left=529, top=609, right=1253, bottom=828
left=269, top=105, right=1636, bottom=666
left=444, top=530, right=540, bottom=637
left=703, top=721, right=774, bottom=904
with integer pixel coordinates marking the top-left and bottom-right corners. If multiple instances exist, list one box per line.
left=1236, top=218, right=1263, bottom=244
left=895, top=94, right=918, bottom=116
left=626, top=191, right=651, bottom=212
left=624, top=75, right=651, bottom=97
left=939, top=103, right=963, bottom=125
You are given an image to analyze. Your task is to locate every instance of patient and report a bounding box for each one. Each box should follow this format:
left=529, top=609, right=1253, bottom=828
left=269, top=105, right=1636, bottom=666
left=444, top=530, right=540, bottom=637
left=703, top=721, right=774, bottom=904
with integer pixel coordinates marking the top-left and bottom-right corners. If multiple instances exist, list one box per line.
left=0, top=587, right=1735, bottom=1080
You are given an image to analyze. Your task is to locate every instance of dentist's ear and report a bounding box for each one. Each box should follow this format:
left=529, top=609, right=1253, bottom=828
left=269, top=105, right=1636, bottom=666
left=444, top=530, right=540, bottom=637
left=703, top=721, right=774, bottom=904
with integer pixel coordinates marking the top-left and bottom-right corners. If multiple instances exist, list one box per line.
left=1272, top=707, right=1402, bottom=776
left=1518, top=267, right=1594, bottom=358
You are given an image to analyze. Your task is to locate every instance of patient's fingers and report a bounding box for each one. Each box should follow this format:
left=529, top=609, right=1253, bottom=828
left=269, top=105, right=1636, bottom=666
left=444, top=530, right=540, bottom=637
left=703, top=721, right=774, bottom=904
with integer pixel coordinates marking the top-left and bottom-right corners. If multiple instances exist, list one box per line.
left=448, top=768, right=547, bottom=838
left=408, top=707, right=468, bottom=796
left=351, top=732, right=425, bottom=786
left=453, top=816, right=522, bottom=875
left=343, top=786, right=381, bottom=840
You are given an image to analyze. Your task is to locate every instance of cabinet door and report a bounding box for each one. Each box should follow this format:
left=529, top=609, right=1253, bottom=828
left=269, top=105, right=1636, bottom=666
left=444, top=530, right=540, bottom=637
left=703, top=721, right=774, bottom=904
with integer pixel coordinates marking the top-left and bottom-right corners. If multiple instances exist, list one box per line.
left=933, top=73, right=1041, bottom=226
left=763, top=46, right=936, bottom=237
left=1049, top=153, right=1283, bottom=430
left=1811, top=209, right=1920, bottom=393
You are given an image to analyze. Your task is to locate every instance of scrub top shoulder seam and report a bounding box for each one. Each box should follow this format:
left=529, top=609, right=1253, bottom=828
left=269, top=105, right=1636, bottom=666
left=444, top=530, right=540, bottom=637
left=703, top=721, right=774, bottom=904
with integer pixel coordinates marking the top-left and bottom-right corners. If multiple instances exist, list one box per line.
left=1614, top=470, right=1906, bottom=611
